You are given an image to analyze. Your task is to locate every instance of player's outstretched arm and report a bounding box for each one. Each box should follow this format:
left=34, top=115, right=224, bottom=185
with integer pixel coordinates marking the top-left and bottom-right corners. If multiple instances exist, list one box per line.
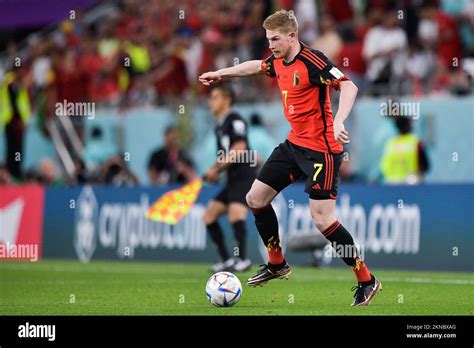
left=334, top=80, right=358, bottom=145
left=198, top=60, right=262, bottom=86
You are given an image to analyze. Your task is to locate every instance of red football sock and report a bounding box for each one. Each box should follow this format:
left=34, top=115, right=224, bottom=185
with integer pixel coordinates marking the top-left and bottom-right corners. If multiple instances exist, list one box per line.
left=267, top=236, right=284, bottom=265
left=321, top=221, right=372, bottom=283
left=352, top=257, right=372, bottom=283
left=250, top=205, right=285, bottom=266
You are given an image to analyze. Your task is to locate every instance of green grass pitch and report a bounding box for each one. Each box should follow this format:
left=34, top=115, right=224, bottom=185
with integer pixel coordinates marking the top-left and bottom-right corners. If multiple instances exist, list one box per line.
left=1, top=260, right=473, bottom=315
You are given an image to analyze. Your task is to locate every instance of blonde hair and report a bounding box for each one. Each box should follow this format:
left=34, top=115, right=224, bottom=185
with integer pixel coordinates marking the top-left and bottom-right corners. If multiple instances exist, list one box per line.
left=262, top=9, right=299, bottom=34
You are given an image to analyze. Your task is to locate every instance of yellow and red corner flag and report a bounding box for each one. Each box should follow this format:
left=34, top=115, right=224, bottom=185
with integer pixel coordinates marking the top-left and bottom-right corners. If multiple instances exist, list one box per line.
left=146, top=178, right=203, bottom=225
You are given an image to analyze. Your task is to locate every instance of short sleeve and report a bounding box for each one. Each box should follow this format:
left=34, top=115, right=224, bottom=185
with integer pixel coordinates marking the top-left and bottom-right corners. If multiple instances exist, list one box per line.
left=229, top=118, right=248, bottom=143
left=261, top=55, right=276, bottom=78
left=301, top=48, right=350, bottom=90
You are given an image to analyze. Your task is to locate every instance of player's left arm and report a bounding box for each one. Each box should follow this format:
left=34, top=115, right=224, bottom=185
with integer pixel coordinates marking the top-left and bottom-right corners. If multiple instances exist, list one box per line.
left=333, top=80, right=358, bottom=145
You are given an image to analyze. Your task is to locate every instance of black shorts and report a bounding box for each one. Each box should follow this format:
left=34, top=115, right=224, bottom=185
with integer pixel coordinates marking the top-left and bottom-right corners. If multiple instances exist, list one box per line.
left=214, top=178, right=253, bottom=205
left=257, top=140, right=343, bottom=200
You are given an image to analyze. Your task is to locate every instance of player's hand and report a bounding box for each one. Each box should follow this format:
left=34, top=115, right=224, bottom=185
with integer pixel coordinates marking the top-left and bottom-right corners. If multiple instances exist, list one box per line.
left=334, top=121, right=350, bottom=145
left=198, top=71, right=222, bottom=86
left=204, top=166, right=219, bottom=183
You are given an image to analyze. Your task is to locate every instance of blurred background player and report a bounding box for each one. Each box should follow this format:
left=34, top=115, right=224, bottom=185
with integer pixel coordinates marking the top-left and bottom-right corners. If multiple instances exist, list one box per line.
left=203, top=84, right=256, bottom=273
left=381, top=116, right=430, bottom=184
left=199, top=10, right=381, bottom=306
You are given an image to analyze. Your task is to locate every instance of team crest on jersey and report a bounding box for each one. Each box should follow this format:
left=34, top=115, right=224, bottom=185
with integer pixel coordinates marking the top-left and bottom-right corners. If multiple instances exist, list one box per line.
left=320, top=75, right=332, bottom=85
left=293, top=70, right=300, bottom=86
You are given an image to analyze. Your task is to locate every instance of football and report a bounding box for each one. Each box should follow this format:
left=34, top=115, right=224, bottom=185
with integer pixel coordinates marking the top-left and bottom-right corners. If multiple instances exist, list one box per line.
left=205, top=271, right=242, bottom=307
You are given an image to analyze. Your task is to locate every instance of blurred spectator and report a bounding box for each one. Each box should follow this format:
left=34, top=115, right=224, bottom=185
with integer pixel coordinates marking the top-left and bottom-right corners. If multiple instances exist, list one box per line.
left=53, top=48, right=88, bottom=103
left=336, top=27, right=366, bottom=93
left=404, top=39, right=436, bottom=95
left=449, top=66, right=473, bottom=95
left=80, top=35, right=120, bottom=106
left=322, top=0, right=354, bottom=26
left=363, top=10, right=408, bottom=95
left=419, top=1, right=462, bottom=69
left=30, top=40, right=52, bottom=95
left=380, top=116, right=430, bottom=184
left=60, top=19, right=81, bottom=48
left=128, top=74, right=156, bottom=106
left=97, top=20, right=120, bottom=62
left=72, top=157, right=88, bottom=185
left=148, top=125, right=195, bottom=185
left=38, top=158, right=62, bottom=186
left=83, top=126, right=118, bottom=170
left=1, top=67, right=31, bottom=179
left=101, top=155, right=139, bottom=186
left=311, top=16, right=343, bottom=63
left=22, top=168, right=40, bottom=184
left=247, top=113, right=275, bottom=168
left=441, top=0, right=474, bottom=57
left=153, top=37, right=190, bottom=102
left=0, top=163, right=13, bottom=185
left=123, top=28, right=151, bottom=75
left=29, top=38, right=57, bottom=137
left=182, top=30, right=204, bottom=86
left=295, top=0, right=318, bottom=43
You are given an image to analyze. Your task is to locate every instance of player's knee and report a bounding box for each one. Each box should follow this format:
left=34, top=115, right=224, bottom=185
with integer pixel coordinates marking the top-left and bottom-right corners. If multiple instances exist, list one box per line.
left=312, top=214, right=334, bottom=233
left=245, top=191, right=264, bottom=209
left=228, top=208, right=247, bottom=223
left=203, top=214, right=214, bottom=226
left=203, top=207, right=216, bottom=225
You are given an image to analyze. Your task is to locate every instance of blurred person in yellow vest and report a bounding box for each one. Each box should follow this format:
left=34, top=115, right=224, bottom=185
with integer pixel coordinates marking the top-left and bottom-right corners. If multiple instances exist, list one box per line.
left=381, top=116, right=429, bottom=184
left=0, top=66, right=31, bottom=179
left=123, top=27, right=151, bottom=75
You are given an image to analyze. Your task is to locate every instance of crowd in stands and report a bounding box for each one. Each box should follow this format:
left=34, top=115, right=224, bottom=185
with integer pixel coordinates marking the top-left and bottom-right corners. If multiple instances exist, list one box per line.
left=1, top=0, right=473, bottom=185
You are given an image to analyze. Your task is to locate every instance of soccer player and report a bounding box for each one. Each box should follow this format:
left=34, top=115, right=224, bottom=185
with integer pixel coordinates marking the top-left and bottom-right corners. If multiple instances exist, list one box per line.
left=203, top=84, right=256, bottom=273
left=199, top=10, right=382, bottom=306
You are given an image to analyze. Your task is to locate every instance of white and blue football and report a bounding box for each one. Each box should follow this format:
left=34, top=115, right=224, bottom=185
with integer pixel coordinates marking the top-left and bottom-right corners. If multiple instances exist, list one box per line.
left=205, top=271, right=242, bottom=307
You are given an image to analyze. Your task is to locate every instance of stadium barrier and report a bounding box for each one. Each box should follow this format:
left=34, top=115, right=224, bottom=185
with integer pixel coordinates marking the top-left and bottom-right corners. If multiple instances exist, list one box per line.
left=0, top=185, right=44, bottom=261
left=2, top=183, right=471, bottom=271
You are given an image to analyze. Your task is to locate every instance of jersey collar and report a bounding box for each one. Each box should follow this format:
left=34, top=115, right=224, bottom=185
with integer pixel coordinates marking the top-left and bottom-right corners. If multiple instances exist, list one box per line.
left=282, top=41, right=305, bottom=66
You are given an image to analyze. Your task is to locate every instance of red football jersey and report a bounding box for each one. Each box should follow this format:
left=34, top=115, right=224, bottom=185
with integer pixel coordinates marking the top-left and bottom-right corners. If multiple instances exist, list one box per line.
left=261, top=43, right=349, bottom=154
